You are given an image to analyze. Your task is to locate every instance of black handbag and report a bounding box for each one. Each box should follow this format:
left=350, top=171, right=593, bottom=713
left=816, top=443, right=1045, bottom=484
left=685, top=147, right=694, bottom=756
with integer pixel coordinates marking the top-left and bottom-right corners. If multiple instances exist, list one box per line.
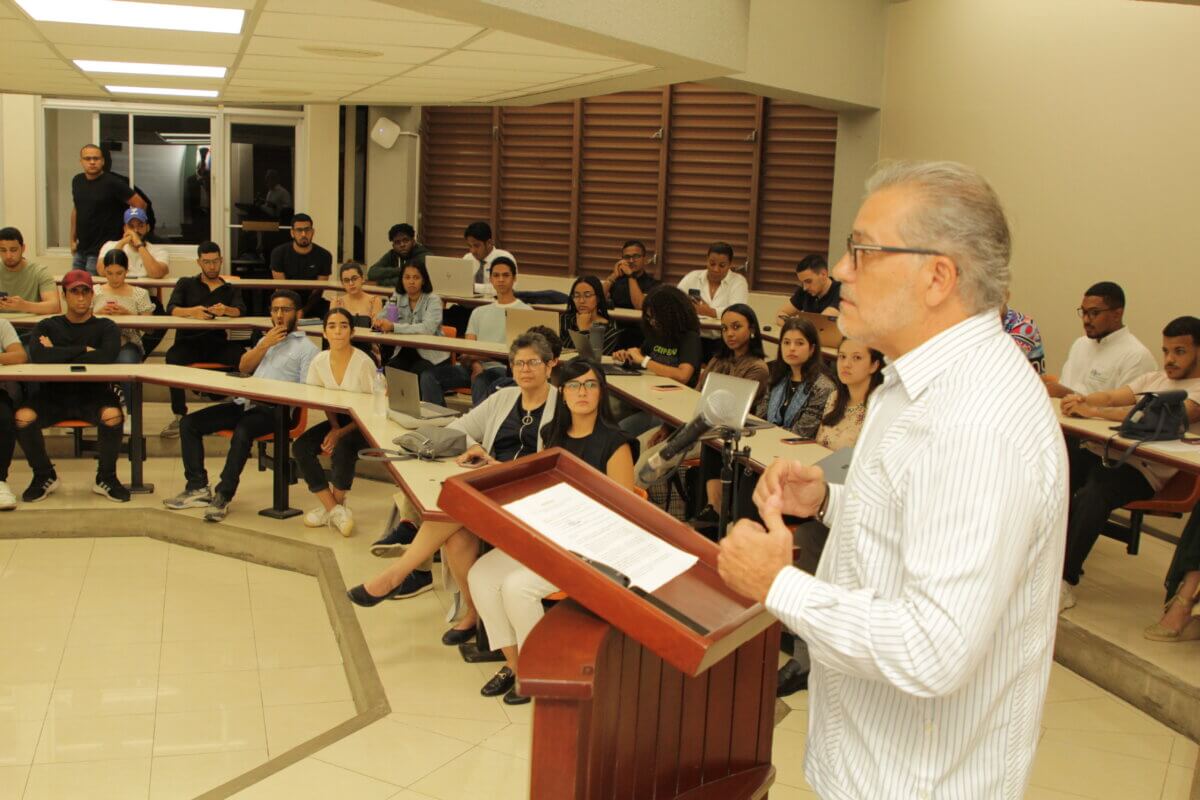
left=1104, top=390, right=1189, bottom=469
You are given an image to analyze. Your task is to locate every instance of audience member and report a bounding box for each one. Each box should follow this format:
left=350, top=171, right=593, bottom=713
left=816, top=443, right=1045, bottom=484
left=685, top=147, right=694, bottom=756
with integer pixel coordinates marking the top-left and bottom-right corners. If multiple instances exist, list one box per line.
left=269, top=212, right=332, bottom=317
left=483, top=324, right=562, bottom=398
left=561, top=276, right=619, bottom=354
left=330, top=261, right=383, bottom=363
left=755, top=315, right=835, bottom=438
left=375, top=262, right=452, bottom=400
left=293, top=308, right=376, bottom=537
left=1001, top=294, right=1046, bottom=373
left=367, top=223, right=430, bottom=288
left=0, top=227, right=59, bottom=316
left=463, top=220, right=516, bottom=295
left=774, top=254, right=841, bottom=322
left=14, top=270, right=128, bottom=503
left=1043, top=281, right=1156, bottom=398
left=1147, top=504, right=1200, bottom=642
left=163, top=290, right=318, bottom=522
left=463, top=257, right=530, bottom=403
left=0, top=318, right=29, bottom=510
left=98, top=207, right=169, bottom=278
left=697, top=304, right=770, bottom=400
left=469, top=359, right=636, bottom=704
left=604, top=239, right=660, bottom=349
left=677, top=241, right=749, bottom=358
left=94, top=249, right=154, bottom=421
left=71, top=144, right=145, bottom=273
left=1059, top=315, right=1200, bottom=611
left=161, top=242, right=248, bottom=436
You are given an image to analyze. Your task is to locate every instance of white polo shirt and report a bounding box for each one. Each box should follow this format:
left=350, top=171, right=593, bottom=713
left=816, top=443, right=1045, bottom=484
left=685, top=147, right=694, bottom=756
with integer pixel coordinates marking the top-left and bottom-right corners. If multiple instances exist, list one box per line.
left=676, top=269, right=749, bottom=338
left=98, top=239, right=170, bottom=278
left=1058, top=326, right=1157, bottom=396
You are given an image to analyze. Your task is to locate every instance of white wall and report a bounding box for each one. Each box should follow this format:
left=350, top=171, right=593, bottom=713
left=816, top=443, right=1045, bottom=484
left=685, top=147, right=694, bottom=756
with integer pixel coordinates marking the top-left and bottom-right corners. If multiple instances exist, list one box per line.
left=364, top=106, right=421, bottom=259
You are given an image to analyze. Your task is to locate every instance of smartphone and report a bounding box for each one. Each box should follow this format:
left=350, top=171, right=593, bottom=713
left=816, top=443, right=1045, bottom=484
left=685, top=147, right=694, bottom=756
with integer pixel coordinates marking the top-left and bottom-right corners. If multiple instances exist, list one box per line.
left=687, top=289, right=701, bottom=300
left=781, top=437, right=813, bottom=444
left=70, top=365, right=86, bottom=373
left=229, top=372, right=252, bottom=379
left=652, top=384, right=683, bottom=391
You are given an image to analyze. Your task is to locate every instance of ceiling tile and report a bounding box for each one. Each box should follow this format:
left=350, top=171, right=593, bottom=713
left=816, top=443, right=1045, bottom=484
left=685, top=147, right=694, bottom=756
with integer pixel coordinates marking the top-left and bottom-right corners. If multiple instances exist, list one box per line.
left=5, top=18, right=41, bottom=40
left=403, top=64, right=576, bottom=83
left=244, top=36, right=442, bottom=65
left=262, top=0, right=469, bottom=24
left=254, top=11, right=479, bottom=48
left=57, top=44, right=237, bottom=67
left=465, top=31, right=622, bottom=62
left=229, top=76, right=376, bottom=91
left=4, top=40, right=57, bottom=59
left=38, top=23, right=241, bottom=53
left=435, top=50, right=631, bottom=74
left=0, top=56, right=75, bottom=73
left=236, top=53, right=402, bottom=76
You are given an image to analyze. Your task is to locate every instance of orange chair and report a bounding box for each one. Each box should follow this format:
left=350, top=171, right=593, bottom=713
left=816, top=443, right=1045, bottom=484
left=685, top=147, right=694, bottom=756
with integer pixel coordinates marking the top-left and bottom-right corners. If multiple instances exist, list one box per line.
left=215, top=407, right=308, bottom=477
left=51, top=419, right=95, bottom=459
left=1110, top=471, right=1200, bottom=555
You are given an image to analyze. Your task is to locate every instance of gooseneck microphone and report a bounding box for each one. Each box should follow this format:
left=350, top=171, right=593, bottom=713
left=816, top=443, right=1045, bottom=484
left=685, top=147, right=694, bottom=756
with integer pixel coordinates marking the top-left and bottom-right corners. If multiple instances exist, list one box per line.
left=636, top=390, right=740, bottom=485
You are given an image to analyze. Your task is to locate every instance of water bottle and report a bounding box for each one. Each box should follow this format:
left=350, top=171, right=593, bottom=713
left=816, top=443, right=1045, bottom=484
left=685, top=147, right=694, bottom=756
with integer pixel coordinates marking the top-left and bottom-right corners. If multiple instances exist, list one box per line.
left=372, top=368, right=388, bottom=417
left=384, top=298, right=399, bottom=323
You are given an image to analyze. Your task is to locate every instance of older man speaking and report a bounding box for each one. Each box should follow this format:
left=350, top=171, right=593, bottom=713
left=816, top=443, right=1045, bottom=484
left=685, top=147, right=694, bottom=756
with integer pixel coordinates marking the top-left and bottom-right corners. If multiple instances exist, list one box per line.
left=718, top=161, right=1067, bottom=800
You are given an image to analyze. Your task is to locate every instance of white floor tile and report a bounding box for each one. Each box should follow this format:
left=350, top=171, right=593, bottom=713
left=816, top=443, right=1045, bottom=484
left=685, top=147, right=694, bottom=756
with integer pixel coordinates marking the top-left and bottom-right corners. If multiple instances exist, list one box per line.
left=33, top=713, right=155, bottom=764
left=23, top=757, right=151, bottom=800
left=155, top=670, right=263, bottom=715
left=149, top=748, right=268, bottom=800
left=258, top=665, right=351, bottom=707
left=262, top=700, right=356, bottom=757
left=158, top=639, right=259, bottom=675
left=152, top=707, right=267, bottom=758
left=48, top=674, right=158, bottom=718
left=409, top=746, right=531, bottom=800
left=313, top=717, right=473, bottom=787
left=231, top=757, right=399, bottom=800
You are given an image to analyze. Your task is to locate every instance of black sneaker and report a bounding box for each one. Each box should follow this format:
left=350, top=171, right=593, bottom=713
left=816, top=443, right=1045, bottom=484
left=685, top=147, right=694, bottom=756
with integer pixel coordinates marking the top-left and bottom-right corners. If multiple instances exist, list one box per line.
left=370, top=520, right=418, bottom=557
left=22, top=472, right=59, bottom=503
left=390, top=569, right=433, bottom=599
left=776, top=659, right=809, bottom=698
left=688, top=505, right=720, bottom=531
left=203, top=492, right=232, bottom=522
left=93, top=474, right=131, bottom=503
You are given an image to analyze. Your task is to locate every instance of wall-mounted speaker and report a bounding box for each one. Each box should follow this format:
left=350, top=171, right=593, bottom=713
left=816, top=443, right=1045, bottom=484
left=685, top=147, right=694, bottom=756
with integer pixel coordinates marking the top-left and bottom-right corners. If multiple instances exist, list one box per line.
left=370, top=117, right=402, bottom=149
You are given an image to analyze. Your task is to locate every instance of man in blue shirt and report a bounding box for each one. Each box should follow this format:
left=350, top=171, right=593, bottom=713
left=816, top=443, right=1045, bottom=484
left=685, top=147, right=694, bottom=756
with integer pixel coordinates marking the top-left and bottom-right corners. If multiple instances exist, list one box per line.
left=163, top=289, right=318, bottom=521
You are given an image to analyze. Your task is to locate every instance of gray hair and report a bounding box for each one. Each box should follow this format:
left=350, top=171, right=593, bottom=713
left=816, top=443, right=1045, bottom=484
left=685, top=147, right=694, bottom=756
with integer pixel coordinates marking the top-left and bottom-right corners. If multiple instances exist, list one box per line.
left=509, top=332, right=553, bottom=363
left=866, top=160, right=1011, bottom=314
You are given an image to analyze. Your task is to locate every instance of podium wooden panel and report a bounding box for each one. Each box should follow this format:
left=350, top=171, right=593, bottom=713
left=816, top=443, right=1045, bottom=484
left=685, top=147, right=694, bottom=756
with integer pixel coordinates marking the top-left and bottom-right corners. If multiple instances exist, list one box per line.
left=439, top=449, right=781, bottom=800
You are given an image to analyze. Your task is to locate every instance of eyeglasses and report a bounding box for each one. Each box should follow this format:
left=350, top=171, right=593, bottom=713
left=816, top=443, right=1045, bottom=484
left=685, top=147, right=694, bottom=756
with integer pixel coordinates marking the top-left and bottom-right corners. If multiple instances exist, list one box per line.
left=269, top=305, right=295, bottom=313
left=1076, top=306, right=1112, bottom=319
left=571, top=292, right=596, bottom=301
left=198, top=258, right=222, bottom=267
left=845, top=236, right=945, bottom=271
left=621, top=252, right=644, bottom=260
left=512, top=358, right=544, bottom=370
left=564, top=379, right=600, bottom=392
left=292, top=226, right=313, bottom=234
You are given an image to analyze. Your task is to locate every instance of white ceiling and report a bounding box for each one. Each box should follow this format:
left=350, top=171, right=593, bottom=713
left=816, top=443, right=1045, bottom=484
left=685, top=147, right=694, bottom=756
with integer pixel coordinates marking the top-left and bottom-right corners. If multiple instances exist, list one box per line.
left=0, top=0, right=661, bottom=105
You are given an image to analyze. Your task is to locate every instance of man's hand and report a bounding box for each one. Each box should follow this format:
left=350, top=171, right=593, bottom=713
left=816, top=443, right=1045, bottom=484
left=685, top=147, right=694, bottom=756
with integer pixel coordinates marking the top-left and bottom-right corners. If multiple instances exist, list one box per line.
left=622, top=346, right=645, bottom=365
left=717, top=494, right=795, bottom=603
left=207, top=303, right=228, bottom=317
left=259, top=326, right=287, bottom=350
left=127, top=228, right=143, bottom=248
left=693, top=299, right=717, bottom=318
left=1060, top=393, right=1085, bottom=416
left=188, top=307, right=214, bottom=320
left=0, top=296, right=28, bottom=312
left=752, top=459, right=827, bottom=519
left=38, top=335, right=53, bottom=348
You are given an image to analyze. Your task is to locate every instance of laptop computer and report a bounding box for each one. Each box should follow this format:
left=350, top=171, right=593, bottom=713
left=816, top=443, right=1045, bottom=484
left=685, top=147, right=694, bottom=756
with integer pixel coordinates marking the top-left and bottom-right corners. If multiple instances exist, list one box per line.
left=568, top=328, right=641, bottom=376
left=796, top=311, right=844, bottom=350
left=697, top=371, right=760, bottom=431
left=816, top=447, right=854, bottom=485
left=425, top=255, right=476, bottom=298
left=504, top=308, right=561, bottom=345
left=384, top=367, right=457, bottom=421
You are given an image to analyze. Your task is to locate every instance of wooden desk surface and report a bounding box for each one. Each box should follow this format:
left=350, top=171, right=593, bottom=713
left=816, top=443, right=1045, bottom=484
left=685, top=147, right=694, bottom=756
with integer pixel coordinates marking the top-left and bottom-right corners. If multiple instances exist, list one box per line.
left=1056, top=400, right=1200, bottom=474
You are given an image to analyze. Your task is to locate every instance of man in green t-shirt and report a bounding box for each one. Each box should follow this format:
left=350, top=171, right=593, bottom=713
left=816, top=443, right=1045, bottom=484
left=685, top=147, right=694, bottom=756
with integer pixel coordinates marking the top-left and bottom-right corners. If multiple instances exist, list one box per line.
left=0, top=227, right=59, bottom=315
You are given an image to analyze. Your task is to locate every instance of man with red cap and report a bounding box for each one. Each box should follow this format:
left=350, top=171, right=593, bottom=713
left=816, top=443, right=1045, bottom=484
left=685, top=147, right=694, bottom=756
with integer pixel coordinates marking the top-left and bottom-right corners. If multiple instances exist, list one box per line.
left=13, top=269, right=128, bottom=504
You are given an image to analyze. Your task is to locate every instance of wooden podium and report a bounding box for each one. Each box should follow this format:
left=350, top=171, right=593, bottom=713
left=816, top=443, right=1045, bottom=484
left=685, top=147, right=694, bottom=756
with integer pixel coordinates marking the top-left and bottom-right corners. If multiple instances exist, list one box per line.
left=439, top=449, right=781, bottom=800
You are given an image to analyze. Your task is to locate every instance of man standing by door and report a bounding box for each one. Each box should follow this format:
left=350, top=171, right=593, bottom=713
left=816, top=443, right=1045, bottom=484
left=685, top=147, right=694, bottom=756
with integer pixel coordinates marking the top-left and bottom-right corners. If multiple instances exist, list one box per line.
left=71, top=144, right=146, bottom=274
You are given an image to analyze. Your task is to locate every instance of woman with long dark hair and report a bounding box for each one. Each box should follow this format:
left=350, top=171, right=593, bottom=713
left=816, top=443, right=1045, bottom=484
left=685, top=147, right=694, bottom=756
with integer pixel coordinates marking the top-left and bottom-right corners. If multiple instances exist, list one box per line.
left=562, top=275, right=619, bottom=354
left=375, top=260, right=451, bottom=401
left=697, top=303, right=769, bottom=401
left=757, top=316, right=835, bottom=437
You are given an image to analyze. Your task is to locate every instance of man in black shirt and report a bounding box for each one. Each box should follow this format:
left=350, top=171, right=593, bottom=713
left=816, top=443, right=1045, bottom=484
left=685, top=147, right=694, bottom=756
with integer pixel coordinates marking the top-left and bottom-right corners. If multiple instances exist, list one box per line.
left=14, top=270, right=129, bottom=503
left=71, top=144, right=145, bottom=274
left=603, top=239, right=660, bottom=349
left=367, top=223, right=431, bottom=288
left=162, top=242, right=247, bottom=436
left=269, top=212, right=332, bottom=317
left=775, top=253, right=841, bottom=323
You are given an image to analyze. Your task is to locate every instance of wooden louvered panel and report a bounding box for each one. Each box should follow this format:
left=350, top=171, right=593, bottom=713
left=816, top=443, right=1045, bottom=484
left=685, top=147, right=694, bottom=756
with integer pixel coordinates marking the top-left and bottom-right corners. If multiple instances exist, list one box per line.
left=496, top=103, right=574, bottom=275
left=419, top=106, right=494, bottom=257
left=753, top=101, right=838, bottom=292
left=662, top=84, right=757, bottom=284
left=576, top=90, right=664, bottom=278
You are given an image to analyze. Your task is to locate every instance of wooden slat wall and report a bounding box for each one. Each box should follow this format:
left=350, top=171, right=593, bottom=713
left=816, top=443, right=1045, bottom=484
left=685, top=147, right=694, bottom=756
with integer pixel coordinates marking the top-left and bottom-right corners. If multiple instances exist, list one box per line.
left=419, top=84, right=838, bottom=290
left=753, top=101, right=839, bottom=293
left=576, top=90, right=664, bottom=278
left=418, top=106, right=494, bottom=257
left=497, top=103, right=575, bottom=275
left=661, top=83, right=757, bottom=284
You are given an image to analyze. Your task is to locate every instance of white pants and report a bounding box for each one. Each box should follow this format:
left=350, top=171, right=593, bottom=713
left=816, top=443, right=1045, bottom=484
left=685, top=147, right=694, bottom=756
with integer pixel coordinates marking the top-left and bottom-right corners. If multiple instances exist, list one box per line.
left=468, top=548, right=557, bottom=651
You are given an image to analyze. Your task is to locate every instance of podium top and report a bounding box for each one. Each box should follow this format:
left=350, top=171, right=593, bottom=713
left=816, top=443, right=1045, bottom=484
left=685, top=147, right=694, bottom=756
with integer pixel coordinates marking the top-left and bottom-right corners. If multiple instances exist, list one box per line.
left=438, top=448, right=775, bottom=676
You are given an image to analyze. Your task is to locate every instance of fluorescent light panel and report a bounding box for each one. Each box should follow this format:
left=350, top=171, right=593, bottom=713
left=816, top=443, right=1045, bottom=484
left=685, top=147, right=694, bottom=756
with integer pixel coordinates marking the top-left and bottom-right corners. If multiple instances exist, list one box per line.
left=106, top=85, right=219, bottom=98
left=75, top=60, right=226, bottom=78
left=16, top=0, right=244, bottom=34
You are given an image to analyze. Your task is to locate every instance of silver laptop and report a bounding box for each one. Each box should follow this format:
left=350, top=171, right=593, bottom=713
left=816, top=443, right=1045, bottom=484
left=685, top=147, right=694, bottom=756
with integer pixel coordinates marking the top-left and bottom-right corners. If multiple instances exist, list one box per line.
left=568, top=328, right=640, bottom=376
left=425, top=255, right=476, bottom=298
left=385, top=367, right=457, bottom=420
left=697, top=372, right=760, bottom=432
left=504, top=308, right=560, bottom=344
left=816, top=447, right=854, bottom=484
left=796, top=311, right=844, bottom=350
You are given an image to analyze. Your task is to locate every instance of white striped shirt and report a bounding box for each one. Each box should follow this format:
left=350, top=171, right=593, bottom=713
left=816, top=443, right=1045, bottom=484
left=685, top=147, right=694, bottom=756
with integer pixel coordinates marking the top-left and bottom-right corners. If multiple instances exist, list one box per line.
left=766, top=312, right=1068, bottom=800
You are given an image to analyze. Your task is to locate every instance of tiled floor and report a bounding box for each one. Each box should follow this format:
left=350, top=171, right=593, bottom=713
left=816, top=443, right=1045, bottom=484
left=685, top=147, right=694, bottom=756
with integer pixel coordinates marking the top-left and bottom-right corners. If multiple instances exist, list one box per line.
left=0, top=453, right=1196, bottom=799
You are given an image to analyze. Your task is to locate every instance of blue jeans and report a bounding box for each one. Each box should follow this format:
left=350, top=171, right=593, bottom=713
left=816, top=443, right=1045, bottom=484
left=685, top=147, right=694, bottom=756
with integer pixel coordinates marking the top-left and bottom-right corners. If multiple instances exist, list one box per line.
left=114, top=342, right=143, bottom=410
left=72, top=252, right=99, bottom=274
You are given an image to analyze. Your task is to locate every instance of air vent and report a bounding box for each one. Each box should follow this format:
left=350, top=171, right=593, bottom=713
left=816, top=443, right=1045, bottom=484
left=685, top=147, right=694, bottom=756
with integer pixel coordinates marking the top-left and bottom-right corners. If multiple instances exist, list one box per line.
left=260, top=89, right=313, bottom=97
left=298, top=45, right=383, bottom=59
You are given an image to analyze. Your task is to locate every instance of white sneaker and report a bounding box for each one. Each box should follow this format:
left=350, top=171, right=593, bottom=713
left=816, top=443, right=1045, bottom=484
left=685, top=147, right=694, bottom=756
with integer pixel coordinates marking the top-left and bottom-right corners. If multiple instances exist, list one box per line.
left=161, top=414, right=183, bottom=438
left=328, top=504, right=354, bottom=537
left=303, top=506, right=330, bottom=528
left=1059, top=580, right=1077, bottom=613
left=0, top=481, right=16, bottom=511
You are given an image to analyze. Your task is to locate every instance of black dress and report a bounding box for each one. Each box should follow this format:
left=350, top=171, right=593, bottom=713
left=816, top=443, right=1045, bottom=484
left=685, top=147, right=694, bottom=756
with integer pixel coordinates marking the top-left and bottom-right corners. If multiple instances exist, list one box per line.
left=553, top=421, right=637, bottom=472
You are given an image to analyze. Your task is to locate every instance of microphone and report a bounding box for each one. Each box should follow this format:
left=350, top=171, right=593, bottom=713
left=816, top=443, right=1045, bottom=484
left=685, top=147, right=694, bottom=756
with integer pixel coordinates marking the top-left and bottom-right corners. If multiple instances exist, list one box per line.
left=636, top=390, right=741, bottom=485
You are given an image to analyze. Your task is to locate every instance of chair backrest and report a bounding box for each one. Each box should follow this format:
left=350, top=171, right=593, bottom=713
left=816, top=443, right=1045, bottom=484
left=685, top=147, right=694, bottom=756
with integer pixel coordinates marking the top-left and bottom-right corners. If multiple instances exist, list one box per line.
left=441, top=325, right=457, bottom=338
left=1128, top=470, right=1200, bottom=513
left=50, top=419, right=91, bottom=429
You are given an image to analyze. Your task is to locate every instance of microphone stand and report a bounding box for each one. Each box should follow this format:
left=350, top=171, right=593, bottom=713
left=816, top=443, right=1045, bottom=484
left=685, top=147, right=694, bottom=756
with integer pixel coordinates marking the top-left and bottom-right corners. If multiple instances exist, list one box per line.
left=714, top=426, right=756, bottom=540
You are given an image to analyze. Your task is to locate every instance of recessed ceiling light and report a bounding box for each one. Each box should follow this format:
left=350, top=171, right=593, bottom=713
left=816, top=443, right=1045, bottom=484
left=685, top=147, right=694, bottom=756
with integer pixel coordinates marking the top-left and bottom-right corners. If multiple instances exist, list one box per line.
left=106, top=85, right=219, bottom=98
left=16, top=0, right=244, bottom=34
left=75, top=60, right=226, bottom=78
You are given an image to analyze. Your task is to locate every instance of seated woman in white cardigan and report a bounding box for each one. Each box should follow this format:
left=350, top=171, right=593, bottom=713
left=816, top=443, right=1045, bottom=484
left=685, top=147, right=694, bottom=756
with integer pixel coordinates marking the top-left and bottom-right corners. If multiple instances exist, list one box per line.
left=469, top=359, right=636, bottom=704
left=346, top=333, right=558, bottom=645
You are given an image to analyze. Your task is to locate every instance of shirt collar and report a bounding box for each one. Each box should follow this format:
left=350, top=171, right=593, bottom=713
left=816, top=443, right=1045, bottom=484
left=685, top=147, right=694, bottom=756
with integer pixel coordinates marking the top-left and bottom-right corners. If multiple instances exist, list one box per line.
left=1095, top=326, right=1130, bottom=346
left=885, top=311, right=1002, bottom=400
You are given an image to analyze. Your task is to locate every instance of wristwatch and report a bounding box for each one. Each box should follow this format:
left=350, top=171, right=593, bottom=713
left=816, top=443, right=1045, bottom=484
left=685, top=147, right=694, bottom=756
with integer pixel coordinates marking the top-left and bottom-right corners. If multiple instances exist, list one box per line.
left=816, top=482, right=831, bottom=523
left=641, top=355, right=651, bottom=369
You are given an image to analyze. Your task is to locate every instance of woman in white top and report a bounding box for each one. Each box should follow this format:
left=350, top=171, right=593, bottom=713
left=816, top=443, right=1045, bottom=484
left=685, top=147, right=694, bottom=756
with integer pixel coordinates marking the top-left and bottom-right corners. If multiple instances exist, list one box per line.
left=293, top=307, right=377, bottom=537
left=94, top=249, right=154, bottom=410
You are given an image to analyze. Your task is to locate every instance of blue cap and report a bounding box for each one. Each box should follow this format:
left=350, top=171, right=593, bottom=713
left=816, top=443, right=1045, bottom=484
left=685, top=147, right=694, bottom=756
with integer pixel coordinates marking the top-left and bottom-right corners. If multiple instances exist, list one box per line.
left=124, top=207, right=148, bottom=224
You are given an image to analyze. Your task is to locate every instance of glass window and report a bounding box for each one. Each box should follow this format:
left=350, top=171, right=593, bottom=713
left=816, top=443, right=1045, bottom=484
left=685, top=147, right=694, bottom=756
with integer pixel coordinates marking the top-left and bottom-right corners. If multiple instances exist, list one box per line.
left=43, top=108, right=93, bottom=249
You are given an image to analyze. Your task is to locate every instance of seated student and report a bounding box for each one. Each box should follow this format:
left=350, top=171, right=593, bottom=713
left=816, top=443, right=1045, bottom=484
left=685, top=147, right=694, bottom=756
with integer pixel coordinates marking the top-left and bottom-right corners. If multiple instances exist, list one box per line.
left=562, top=276, right=619, bottom=354
left=0, top=318, right=29, bottom=510
left=463, top=257, right=530, bottom=404
left=613, top=285, right=704, bottom=436
left=603, top=239, right=660, bottom=349
left=293, top=308, right=376, bottom=537
left=0, top=226, right=59, bottom=317
left=1001, top=292, right=1046, bottom=373
left=162, top=242, right=248, bottom=437
left=1059, top=315, right=1200, bottom=612
left=345, top=334, right=558, bottom=645
left=776, top=338, right=883, bottom=696
left=469, top=360, right=636, bottom=704
left=697, top=304, right=770, bottom=400
left=483, top=325, right=563, bottom=399
left=1043, top=281, right=1157, bottom=399
left=94, top=249, right=154, bottom=418
left=1147, top=504, right=1200, bottom=642
left=774, top=254, right=841, bottom=323
left=462, top=220, right=516, bottom=296
left=14, top=270, right=129, bottom=503
left=330, top=261, right=382, bottom=363
left=367, top=223, right=430, bottom=289
left=98, top=207, right=169, bottom=278
left=676, top=242, right=749, bottom=359
left=162, top=290, right=318, bottom=522
left=374, top=261, right=451, bottom=400
left=269, top=213, right=332, bottom=318
left=755, top=316, right=836, bottom=438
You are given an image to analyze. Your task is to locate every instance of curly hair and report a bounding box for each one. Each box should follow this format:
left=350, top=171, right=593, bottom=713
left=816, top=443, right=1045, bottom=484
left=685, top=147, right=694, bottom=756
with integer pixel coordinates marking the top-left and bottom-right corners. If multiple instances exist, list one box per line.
left=640, top=285, right=700, bottom=339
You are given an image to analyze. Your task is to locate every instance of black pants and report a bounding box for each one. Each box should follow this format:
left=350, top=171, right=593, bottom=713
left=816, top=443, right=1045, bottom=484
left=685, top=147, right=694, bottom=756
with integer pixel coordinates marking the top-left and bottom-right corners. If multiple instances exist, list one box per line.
left=1062, top=450, right=1155, bottom=585
left=0, top=388, right=14, bottom=482
left=165, top=337, right=247, bottom=415
left=293, top=416, right=366, bottom=494
left=1165, top=503, right=1200, bottom=601
left=179, top=401, right=276, bottom=498
left=141, top=296, right=168, bottom=356
left=17, top=384, right=123, bottom=478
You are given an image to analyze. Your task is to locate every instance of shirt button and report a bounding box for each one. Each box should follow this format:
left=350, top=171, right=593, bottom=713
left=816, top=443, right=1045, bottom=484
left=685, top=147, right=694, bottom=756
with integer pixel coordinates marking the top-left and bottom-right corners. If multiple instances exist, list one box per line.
left=918, top=791, right=930, bottom=800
